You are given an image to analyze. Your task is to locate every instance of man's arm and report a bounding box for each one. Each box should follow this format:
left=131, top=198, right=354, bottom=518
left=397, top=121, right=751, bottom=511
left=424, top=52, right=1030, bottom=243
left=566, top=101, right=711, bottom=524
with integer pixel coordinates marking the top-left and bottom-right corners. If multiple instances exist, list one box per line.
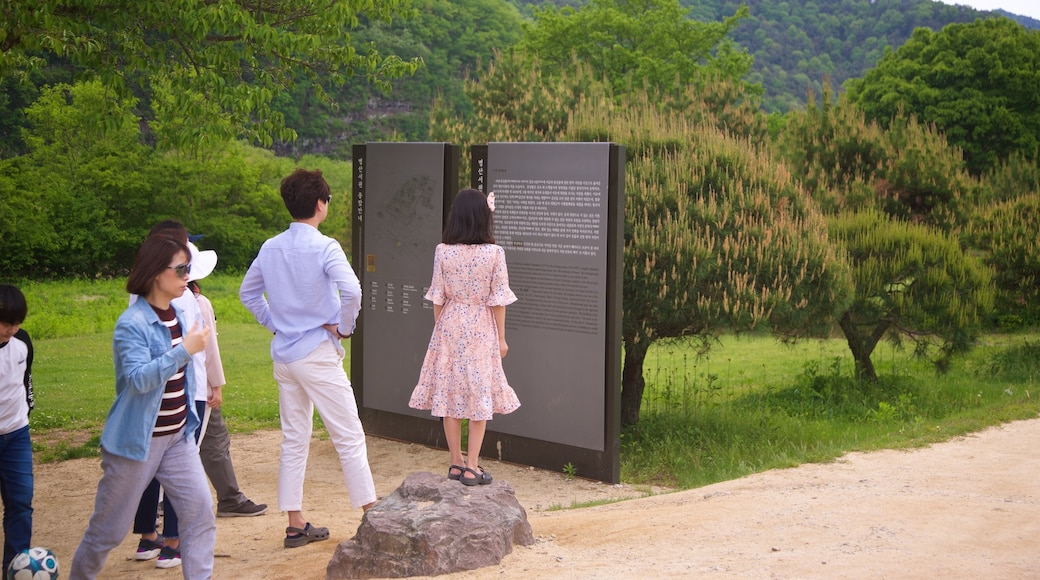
left=239, top=260, right=276, bottom=334
left=324, top=242, right=362, bottom=337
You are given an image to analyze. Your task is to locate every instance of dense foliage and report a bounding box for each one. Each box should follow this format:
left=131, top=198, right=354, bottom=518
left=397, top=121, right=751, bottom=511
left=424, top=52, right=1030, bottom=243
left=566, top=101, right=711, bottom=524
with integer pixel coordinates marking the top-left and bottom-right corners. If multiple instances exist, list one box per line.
left=0, top=81, right=354, bottom=278
left=430, top=50, right=613, bottom=170
left=963, top=191, right=1040, bottom=328
left=777, top=84, right=977, bottom=230
left=0, top=0, right=420, bottom=148
left=686, top=0, right=994, bottom=112
left=272, top=0, right=525, bottom=157
left=571, top=95, right=853, bottom=424
left=776, top=86, right=999, bottom=378
left=431, top=0, right=766, bottom=150
left=511, top=0, right=1027, bottom=112
left=518, top=0, right=754, bottom=96
left=273, top=0, right=1040, bottom=151
left=4, top=0, right=1036, bottom=155
left=846, top=18, right=1040, bottom=176
left=830, top=210, right=993, bottom=379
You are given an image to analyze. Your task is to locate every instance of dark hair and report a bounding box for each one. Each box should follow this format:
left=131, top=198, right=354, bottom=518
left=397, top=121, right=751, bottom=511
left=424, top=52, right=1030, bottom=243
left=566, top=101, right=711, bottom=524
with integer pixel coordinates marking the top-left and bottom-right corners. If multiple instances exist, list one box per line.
left=281, top=168, right=331, bottom=220
left=148, top=220, right=188, bottom=243
left=188, top=280, right=200, bottom=296
left=126, top=236, right=191, bottom=296
left=0, top=284, right=27, bottom=325
left=443, top=189, right=494, bottom=245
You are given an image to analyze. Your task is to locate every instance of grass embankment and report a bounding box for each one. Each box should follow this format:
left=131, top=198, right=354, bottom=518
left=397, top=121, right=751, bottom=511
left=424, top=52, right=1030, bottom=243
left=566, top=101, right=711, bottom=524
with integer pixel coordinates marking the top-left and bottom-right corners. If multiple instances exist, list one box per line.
left=628, top=333, right=1039, bottom=488
left=18, top=276, right=1040, bottom=489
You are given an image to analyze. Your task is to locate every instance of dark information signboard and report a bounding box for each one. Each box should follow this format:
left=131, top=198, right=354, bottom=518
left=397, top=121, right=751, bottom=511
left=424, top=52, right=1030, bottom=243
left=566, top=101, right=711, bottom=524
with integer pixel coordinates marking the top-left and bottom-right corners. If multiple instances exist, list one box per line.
left=474, top=142, right=624, bottom=482
left=353, top=141, right=623, bottom=483
left=352, top=142, right=459, bottom=443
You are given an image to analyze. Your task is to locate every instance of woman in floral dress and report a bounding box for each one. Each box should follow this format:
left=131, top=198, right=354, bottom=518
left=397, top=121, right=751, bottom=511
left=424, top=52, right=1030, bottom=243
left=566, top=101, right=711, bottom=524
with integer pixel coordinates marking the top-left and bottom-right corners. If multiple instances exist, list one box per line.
left=409, top=189, right=520, bottom=485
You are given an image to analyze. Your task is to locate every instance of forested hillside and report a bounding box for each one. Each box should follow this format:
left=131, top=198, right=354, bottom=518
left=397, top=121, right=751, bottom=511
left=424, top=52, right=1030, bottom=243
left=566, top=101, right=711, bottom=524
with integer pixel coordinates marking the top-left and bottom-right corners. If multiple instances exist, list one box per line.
left=2, top=0, right=1031, bottom=158
left=275, top=0, right=1039, bottom=152
left=272, top=0, right=524, bottom=158
left=689, top=0, right=986, bottom=111
left=513, top=0, right=1037, bottom=112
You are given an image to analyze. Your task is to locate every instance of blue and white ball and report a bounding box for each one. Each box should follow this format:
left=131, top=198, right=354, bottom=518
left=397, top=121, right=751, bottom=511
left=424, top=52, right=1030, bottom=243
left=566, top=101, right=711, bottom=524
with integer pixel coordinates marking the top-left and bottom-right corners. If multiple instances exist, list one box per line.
left=5, top=547, right=59, bottom=580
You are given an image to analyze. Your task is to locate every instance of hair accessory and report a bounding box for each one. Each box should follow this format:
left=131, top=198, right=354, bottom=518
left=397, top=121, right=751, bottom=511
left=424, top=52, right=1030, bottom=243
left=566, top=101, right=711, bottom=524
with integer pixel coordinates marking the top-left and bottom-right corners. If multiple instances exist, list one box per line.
left=487, top=191, right=495, bottom=213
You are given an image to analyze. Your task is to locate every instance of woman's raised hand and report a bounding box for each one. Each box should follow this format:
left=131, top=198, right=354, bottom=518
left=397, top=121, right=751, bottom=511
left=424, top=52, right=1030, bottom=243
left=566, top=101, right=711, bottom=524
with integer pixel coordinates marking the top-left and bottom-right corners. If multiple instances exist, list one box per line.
left=182, top=321, right=210, bottom=355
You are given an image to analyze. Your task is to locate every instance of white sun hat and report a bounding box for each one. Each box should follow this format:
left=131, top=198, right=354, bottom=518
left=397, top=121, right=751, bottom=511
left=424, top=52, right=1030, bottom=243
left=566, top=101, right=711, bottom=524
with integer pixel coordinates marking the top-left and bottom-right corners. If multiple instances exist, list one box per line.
left=187, top=241, right=218, bottom=282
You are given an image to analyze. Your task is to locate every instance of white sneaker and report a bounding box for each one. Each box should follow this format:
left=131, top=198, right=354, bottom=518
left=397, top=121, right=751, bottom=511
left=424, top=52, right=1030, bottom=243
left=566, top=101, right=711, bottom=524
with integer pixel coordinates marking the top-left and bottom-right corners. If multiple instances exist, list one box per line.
left=135, top=536, right=163, bottom=561
left=155, top=545, right=181, bottom=569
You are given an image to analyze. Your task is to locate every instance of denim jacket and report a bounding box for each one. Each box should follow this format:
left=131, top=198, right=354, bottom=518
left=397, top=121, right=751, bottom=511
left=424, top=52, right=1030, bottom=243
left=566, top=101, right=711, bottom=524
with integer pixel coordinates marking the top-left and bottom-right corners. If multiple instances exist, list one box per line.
left=101, top=296, right=198, bottom=461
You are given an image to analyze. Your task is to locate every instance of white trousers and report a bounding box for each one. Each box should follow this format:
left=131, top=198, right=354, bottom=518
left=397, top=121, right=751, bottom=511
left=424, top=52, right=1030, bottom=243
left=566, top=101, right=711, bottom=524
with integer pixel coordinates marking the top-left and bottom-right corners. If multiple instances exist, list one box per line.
left=274, top=340, right=376, bottom=510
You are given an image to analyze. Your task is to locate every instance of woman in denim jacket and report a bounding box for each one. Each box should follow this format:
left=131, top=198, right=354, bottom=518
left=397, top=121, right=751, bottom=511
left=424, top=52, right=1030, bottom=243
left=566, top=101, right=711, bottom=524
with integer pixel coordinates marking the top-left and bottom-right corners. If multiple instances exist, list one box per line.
left=70, top=236, right=215, bottom=580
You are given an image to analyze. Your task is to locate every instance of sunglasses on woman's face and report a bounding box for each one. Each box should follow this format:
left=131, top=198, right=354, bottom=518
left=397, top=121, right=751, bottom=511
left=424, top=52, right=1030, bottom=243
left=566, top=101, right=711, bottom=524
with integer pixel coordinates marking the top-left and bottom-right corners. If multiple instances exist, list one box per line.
left=167, top=263, right=192, bottom=279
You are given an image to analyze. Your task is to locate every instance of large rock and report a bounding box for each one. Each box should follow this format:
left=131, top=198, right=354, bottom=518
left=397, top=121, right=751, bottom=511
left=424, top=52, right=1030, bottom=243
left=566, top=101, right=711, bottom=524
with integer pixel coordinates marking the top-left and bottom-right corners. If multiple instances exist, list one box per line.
left=326, top=471, right=535, bottom=579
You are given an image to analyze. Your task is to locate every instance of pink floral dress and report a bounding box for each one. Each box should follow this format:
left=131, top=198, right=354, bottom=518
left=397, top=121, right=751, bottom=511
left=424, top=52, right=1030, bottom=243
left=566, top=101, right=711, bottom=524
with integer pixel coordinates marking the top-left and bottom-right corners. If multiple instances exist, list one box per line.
left=409, top=243, right=520, bottom=420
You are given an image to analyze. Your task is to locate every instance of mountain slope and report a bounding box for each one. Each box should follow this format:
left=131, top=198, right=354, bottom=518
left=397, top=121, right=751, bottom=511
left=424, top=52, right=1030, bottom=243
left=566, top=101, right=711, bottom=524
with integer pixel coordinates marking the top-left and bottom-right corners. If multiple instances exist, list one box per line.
left=686, top=0, right=1025, bottom=111
left=511, top=0, right=1034, bottom=112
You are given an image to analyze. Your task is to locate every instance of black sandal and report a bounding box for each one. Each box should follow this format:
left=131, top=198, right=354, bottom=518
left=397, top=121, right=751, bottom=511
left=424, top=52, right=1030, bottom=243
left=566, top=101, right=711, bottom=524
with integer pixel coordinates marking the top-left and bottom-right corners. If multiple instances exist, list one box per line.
left=459, top=466, right=493, bottom=486
left=447, top=465, right=465, bottom=481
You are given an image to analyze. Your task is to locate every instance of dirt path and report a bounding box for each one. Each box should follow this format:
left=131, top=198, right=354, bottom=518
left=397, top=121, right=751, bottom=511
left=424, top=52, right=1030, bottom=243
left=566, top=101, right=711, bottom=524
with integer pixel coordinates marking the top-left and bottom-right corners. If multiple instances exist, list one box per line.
left=36, top=416, right=1040, bottom=579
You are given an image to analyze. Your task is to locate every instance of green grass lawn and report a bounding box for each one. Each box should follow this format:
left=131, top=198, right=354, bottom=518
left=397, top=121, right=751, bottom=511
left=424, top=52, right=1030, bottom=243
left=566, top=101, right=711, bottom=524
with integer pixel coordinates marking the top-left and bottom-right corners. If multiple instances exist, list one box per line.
left=18, top=275, right=1040, bottom=489
left=629, top=333, right=1039, bottom=487
left=30, top=322, right=284, bottom=432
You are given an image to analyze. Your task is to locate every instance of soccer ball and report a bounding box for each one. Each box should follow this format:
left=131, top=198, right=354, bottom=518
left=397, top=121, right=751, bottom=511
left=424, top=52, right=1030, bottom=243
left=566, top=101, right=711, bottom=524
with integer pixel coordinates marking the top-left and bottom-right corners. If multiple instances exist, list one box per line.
left=5, top=547, right=59, bottom=580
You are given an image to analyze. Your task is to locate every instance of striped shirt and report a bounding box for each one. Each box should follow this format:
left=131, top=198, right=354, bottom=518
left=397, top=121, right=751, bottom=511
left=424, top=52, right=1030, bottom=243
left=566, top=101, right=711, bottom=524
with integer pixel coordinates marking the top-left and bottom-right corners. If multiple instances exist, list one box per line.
left=151, top=304, right=187, bottom=436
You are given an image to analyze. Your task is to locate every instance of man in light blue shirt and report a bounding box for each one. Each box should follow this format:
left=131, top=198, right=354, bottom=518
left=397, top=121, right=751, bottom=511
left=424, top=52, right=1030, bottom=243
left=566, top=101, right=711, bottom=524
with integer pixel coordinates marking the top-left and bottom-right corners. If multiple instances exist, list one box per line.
left=240, top=168, right=377, bottom=549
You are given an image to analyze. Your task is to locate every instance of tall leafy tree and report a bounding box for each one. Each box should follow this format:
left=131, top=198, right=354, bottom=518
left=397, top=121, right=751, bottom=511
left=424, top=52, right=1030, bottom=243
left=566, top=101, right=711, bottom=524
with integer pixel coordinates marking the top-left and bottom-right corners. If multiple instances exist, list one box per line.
left=12, top=81, right=154, bottom=275
left=846, top=18, right=1040, bottom=176
left=0, top=0, right=421, bottom=147
left=0, top=79, right=359, bottom=278
left=778, top=88, right=995, bottom=379
left=830, top=210, right=993, bottom=379
left=570, top=96, right=852, bottom=425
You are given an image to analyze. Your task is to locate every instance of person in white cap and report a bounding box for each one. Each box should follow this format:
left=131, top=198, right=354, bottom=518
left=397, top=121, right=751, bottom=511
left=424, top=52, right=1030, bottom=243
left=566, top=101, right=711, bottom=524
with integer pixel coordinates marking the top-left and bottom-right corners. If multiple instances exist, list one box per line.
left=130, top=221, right=267, bottom=570
left=189, top=267, right=269, bottom=519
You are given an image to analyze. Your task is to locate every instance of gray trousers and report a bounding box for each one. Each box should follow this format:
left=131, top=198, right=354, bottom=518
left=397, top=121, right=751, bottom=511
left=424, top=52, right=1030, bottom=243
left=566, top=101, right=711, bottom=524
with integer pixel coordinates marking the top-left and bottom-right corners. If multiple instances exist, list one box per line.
left=199, top=407, right=249, bottom=511
left=71, top=432, right=215, bottom=580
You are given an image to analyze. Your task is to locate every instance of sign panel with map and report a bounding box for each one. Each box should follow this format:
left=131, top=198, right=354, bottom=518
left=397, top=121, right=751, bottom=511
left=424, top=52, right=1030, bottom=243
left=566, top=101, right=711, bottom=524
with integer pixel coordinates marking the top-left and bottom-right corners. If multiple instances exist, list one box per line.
left=351, top=143, right=458, bottom=433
